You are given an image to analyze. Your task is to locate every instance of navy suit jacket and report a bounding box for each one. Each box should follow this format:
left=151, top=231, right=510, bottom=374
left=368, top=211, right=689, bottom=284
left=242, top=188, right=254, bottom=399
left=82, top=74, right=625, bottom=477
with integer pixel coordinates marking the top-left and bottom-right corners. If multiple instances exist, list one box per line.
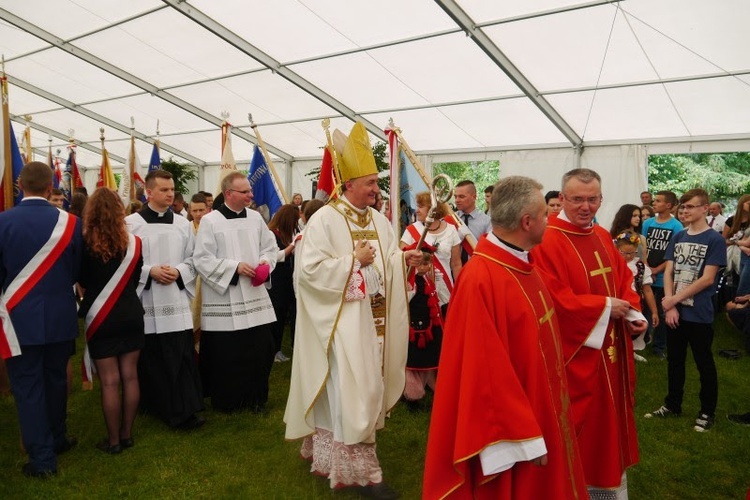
left=0, top=199, right=83, bottom=346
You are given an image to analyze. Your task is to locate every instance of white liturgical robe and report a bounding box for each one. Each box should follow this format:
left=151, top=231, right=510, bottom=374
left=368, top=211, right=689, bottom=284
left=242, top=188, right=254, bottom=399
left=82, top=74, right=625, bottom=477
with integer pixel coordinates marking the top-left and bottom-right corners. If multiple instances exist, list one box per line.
left=126, top=208, right=197, bottom=335
left=193, top=207, right=278, bottom=332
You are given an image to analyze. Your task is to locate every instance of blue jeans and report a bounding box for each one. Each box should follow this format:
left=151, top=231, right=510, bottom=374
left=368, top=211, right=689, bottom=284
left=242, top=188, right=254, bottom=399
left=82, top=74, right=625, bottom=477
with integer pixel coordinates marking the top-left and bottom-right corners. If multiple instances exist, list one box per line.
left=651, top=286, right=667, bottom=355
left=737, top=251, right=750, bottom=296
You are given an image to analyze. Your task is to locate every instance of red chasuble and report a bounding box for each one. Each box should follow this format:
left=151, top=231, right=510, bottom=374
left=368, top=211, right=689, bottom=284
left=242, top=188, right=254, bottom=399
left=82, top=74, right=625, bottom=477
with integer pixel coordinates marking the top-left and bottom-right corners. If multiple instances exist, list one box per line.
left=423, top=236, right=587, bottom=500
left=530, top=215, right=640, bottom=489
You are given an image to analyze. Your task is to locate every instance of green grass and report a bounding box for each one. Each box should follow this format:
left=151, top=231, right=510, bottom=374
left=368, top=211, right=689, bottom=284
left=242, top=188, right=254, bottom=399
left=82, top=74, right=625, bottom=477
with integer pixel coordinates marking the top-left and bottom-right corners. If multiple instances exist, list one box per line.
left=2, top=316, right=750, bottom=499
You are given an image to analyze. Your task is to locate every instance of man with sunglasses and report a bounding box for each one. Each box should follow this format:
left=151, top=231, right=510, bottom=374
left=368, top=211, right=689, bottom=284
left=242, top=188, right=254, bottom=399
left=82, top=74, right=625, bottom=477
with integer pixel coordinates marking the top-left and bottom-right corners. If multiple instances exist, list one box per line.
left=531, top=168, right=647, bottom=499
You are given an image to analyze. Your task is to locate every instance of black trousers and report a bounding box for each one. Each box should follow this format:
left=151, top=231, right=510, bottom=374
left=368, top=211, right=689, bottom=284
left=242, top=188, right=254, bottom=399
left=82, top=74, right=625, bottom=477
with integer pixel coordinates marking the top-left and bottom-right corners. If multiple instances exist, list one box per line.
left=665, top=320, right=718, bottom=416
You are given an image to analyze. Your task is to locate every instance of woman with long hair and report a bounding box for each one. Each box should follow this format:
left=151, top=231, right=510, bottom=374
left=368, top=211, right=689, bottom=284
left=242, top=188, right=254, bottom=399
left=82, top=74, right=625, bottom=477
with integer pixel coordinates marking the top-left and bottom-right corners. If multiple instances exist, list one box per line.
left=610, top=203, right=648, bottom=260
left=79, top=188, right=144, bottom=454
left=267, top=204, right=300, bottom=362
left=727, top=195, right=750, bottom=295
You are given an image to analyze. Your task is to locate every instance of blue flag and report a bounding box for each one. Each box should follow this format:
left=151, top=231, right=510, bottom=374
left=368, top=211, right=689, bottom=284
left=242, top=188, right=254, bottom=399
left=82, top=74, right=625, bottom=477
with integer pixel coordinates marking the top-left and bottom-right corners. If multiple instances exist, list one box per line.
left=247, top=146, right=282, bottom=218
left=148, top=141, right=161, bottom=172
left=399, top=149, right=429, bottom=212
left=8, top=122, right=24, bottom=206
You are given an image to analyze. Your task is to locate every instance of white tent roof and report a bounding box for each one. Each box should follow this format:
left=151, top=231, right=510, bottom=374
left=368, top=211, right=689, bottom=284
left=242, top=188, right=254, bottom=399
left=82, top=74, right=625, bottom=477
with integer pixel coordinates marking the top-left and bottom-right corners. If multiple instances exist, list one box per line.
left=2, top=0, right=749, bottom=170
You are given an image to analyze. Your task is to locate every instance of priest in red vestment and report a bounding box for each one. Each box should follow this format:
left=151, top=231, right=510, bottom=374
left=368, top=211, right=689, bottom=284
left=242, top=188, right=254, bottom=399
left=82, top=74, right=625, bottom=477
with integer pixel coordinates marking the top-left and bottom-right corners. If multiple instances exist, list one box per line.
left=530, top=168, right=647, bottom=498
left=424, top=176, right=587, bottom=500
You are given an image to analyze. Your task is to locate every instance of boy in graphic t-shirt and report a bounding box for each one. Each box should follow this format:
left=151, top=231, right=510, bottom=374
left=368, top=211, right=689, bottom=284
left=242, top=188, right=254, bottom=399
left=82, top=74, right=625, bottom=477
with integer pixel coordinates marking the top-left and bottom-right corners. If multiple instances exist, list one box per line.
left=642, top=190, right=684, bottom=357
left=644, top=189, right=726, bottom=432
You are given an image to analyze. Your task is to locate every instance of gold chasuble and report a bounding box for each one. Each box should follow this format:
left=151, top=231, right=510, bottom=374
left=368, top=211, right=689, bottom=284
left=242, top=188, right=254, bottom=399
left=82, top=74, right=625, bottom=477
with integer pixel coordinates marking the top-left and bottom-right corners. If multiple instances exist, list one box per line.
left=424, top=235, right=587, bottom=499
left=530, top=215, right=641, bottom=490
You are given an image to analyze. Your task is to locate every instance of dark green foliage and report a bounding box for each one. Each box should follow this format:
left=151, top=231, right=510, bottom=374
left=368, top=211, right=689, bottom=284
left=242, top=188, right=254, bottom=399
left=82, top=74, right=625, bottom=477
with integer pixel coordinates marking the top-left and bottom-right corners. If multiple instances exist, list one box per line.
left=648, top=153, right=750, bottom=203
left=159, top=157, right=198, bottom=195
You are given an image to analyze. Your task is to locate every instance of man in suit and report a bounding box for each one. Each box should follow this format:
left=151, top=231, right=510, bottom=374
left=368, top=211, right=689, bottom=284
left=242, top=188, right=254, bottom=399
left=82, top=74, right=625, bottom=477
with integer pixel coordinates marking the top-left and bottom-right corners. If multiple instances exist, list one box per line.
left=0, top=161, right=83, bottom=477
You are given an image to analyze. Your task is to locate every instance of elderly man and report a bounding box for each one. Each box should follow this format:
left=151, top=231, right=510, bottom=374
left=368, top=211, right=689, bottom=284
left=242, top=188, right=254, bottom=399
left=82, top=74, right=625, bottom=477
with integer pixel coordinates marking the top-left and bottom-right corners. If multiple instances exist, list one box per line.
left=285, top=122, right=421, bottom=499
left=1, top=162, right=82, bottom=477
left=423, top=176, right=587, bottom=499
left=193, top=172, right=278, bottom=413
left=531, top=168, right=647, bottom=499
left=706, top=202, right=726, bottom=233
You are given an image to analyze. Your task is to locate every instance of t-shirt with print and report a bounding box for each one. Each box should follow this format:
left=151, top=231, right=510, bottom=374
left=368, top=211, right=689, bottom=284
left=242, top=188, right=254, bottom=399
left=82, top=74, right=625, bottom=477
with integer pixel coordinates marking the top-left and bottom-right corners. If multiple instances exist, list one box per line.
left=664, top=228, right=726, bottom=324
left=642, top=216, right=684, bottom=288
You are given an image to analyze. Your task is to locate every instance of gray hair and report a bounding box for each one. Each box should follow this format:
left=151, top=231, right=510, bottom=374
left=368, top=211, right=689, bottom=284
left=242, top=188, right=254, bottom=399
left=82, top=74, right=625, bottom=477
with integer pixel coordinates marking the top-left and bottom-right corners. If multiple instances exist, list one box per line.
left=490, top=176, right=544, bottom=230
left=561, top=168, right=601, bottom=192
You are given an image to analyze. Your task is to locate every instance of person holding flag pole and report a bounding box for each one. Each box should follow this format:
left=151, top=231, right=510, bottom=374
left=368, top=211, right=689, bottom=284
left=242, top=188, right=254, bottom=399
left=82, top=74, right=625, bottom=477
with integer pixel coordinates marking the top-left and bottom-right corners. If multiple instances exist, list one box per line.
left=385, top=120, right=478, bottom=259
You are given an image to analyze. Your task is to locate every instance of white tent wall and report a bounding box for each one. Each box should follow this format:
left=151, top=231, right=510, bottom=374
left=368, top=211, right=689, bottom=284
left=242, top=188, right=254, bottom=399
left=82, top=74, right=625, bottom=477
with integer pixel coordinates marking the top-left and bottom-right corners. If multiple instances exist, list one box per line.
left=497, top=145, right=648, bottom=229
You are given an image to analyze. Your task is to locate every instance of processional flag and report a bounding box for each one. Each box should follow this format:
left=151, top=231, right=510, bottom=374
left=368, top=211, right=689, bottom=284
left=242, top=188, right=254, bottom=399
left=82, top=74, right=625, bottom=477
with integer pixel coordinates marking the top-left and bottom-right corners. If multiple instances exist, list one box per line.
left=247, top=145, right=283, bottom=218
left=148, top=139, right=161, bottom=172
left=315, top=146, right=335, bottom=201
left=0, top=70, right=24, bottom=211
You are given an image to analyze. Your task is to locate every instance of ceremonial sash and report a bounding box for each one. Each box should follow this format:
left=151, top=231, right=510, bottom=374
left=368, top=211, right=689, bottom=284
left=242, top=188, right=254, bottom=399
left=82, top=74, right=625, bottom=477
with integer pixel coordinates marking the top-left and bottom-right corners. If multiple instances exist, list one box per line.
left=81, top=234, right=141, bottom=387
left=0, top=211, right=77, bottom=359
left=443, top=214, right=475, bottom=257
left=406, top=224, right=454, bottom=294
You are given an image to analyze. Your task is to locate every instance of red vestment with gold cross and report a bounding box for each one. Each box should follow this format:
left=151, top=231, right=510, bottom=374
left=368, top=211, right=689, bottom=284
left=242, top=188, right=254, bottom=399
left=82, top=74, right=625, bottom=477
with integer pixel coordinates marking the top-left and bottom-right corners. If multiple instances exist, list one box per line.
left=423, top=236, right=587, bottom=499
left=530, top=215, right=640, bottom=490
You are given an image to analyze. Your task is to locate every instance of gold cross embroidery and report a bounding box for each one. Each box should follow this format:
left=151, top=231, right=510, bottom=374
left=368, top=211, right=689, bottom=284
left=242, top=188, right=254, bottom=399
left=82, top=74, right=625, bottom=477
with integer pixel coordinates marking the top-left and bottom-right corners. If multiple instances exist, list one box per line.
left=589, top=251, right=613, bottom=295
left=538, top=291, right=555, bottom=329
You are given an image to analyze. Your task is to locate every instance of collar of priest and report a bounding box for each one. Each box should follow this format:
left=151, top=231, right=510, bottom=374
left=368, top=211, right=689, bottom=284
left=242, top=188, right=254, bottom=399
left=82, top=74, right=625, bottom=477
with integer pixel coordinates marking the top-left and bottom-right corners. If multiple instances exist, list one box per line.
left=218, top=203, right=247, bottom=219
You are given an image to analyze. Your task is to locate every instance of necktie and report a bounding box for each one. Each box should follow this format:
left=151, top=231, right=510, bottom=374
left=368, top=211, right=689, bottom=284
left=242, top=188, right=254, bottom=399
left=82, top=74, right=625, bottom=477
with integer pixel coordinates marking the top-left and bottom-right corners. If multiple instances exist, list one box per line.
left=709, top=216, right=715, bottom=228
left=461, top=213, right=471, bottom=264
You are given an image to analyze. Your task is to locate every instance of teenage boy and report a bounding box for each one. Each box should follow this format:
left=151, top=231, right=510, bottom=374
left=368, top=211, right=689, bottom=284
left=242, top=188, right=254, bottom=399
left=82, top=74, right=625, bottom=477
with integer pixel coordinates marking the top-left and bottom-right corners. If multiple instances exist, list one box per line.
left=645, top=189, right=725, bottom=432
left=642, top=190, right=684, bottom=357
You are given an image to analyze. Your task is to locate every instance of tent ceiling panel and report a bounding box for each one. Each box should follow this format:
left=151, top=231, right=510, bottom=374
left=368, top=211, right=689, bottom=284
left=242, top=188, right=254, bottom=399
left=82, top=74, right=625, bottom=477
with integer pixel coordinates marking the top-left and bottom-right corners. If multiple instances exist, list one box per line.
left=83, top=94, right=215, bottom=137
left=1, top=0, right=161, bottom=41
left=364, top=108, right=484, bottom=151
left=190, top=0, right=455, bottom=64
left=0, top=21, right=49, bottom=58
left=5, top=48, right=143, bottom=103
left=29, top=108, right=131, bottom=145
left=458, top=0, right=597, bottom=23
left=243, top=116, right=356, bottom=159
left=157, top=130, right=255, bottom=166
left=169, top=71, right=338, bottom=125
left=4, top=84, right=64, bottom=116
left=547, top=86, right=690, bottom=142
left=73, top=8, right=265, bottom=89
left=359, top=33, right=523, bottom=104
left=666, top=77, right=750, bottom=136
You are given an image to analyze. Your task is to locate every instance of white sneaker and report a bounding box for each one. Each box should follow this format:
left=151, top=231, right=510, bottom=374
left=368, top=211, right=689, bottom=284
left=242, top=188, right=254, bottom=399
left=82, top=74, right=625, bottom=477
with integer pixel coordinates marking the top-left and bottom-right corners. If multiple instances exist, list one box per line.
left=274, top=351, right=290, bottom=363
left=634, top=353, right=648, bottom=363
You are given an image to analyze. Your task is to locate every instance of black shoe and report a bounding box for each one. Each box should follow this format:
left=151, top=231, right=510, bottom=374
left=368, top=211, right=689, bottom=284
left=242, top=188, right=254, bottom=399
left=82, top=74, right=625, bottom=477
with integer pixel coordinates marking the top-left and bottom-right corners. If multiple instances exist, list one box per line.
left=177, top=414, right=206, bottom=431
left=54, top=436, right=78, bottom=455
left=22, top=463, right=56, bottom=478
left=96, top=439, right=122, bottom=455
left=120, top=437, right=135, bottom=449
left=727, top=412, right=750, bottom=425
left=356, top=482, right=400, bottom=500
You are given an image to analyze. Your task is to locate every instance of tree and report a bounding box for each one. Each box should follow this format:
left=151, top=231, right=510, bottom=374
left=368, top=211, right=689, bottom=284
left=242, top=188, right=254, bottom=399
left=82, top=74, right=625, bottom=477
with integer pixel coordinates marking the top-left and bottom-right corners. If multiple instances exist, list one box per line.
left=648, top=153, right=750, bottom=206
left=160, top=157, right=198, bottom=195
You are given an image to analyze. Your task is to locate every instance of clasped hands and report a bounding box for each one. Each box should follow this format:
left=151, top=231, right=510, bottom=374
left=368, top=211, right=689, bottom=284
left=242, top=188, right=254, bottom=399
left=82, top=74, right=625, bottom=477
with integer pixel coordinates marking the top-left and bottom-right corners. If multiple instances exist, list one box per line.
left=610, top=297, right=648, bottom=335
left=149, top=265, right=180, bottom=285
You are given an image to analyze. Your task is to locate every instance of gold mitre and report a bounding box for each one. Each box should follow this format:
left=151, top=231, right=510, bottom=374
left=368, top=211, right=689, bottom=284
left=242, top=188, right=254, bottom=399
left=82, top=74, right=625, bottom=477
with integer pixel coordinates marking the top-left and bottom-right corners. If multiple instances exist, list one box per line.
left=332, top=122, right=377, bottom=182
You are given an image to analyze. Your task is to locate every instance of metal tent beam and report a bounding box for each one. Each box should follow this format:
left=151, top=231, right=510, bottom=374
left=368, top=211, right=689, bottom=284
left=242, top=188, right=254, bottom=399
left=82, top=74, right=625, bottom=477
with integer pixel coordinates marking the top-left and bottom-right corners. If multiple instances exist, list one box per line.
left=162, top=0, right=386, bottom=142
left=8, top=76, right=207, bottom=166
left=433, top=0, right=584, bottom=149
left=0, top=7, right=293, bottom=162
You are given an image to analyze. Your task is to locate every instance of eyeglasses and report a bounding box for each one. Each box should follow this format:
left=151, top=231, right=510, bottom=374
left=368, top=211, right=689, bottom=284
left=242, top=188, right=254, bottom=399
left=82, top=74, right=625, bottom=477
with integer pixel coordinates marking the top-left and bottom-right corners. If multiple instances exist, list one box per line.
left=619, top=250, right=637, bottom=256
left=230, top=189, right=252, bottom=195
left=679, top=203, right=706, bottom=210
left=563, top=195, right=602, bottom=206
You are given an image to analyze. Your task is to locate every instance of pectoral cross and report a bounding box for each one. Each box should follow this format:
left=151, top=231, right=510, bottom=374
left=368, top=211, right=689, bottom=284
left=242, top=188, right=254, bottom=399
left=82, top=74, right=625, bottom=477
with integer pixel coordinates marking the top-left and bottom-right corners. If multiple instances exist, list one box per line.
left=538, top=291, right=555, bottom=331
left=589, top=251, right=613, bottom=295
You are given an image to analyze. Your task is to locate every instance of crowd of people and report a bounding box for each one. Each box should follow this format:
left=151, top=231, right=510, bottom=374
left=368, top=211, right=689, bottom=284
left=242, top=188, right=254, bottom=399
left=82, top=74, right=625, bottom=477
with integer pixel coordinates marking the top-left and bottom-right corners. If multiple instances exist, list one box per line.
left=1, top=123, right=749, bottom=497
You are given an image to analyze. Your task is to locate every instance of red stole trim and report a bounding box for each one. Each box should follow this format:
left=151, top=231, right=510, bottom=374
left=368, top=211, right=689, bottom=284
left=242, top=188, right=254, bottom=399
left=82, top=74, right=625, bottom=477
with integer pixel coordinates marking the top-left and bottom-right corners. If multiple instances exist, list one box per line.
left=0, top=211, right=76, bottom=359
left=406, top=224, right=453, bottom=294
left=84, top=234, right=141, bottom=340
